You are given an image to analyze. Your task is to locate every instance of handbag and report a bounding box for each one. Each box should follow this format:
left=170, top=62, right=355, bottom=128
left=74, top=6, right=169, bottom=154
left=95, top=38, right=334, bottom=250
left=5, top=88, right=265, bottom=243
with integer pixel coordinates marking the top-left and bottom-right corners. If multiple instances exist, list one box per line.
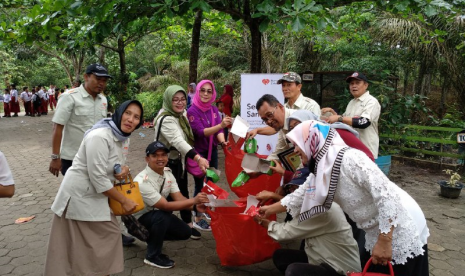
left=121, top=215, right=149, bottom=241
left=109, top=173, right=145, bottom=216
left=186, top=108, right=215, bottom=178
left=347, top=257, right=395, bottom=276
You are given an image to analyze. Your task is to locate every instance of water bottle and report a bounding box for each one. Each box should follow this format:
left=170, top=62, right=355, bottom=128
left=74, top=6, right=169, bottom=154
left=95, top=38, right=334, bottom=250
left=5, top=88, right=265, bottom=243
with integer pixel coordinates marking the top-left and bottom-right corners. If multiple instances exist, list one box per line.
left=114, top=164, right=122, bottom=174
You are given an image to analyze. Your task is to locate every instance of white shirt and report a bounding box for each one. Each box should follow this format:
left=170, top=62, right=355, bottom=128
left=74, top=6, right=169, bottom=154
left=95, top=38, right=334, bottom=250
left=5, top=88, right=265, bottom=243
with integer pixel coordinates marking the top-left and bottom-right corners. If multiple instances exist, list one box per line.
left=51, top=128, right=124, bottom=221
left=48, top=88, right=55, bottom=96
left=10, top=89, right=18, bottom=100
left=20, top=91, right=31, bottom=102
left=0, top=151, right=14, bottom=186
left=52, top=85, right=108, bottom=160
left=134, top=166, right=180, bottom=216
left=2, top=94, right=11, bottom=103
left=282, top=149, right=429, bottom=265
left=285, top=94, right=321, bottom=116
left=343, top=91, right=381, bottom=158
left=37, top=89, right=45, bottom=99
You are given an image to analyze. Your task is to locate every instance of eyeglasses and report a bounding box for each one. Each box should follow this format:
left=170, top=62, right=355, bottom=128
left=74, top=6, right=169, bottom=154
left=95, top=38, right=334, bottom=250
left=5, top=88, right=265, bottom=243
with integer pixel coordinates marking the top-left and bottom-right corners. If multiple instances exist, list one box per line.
left=261, top=107, right=277, bottom=124
left=172, top=98, right=186, bottom=103
left=200, top=88, right=213, bottom=94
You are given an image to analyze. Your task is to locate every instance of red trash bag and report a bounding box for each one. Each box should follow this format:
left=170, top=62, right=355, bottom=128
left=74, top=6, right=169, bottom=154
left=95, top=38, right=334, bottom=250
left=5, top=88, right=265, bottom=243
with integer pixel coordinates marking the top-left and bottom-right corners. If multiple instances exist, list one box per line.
left=224, top=134, right=281, bottom=198
left=207, top=206, right=281, bottom=266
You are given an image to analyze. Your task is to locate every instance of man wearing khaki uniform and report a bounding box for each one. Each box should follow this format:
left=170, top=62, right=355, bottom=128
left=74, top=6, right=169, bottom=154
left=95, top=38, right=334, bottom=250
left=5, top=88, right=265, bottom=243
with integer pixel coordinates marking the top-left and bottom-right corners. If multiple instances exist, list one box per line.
left=281, top=72, right=321, bottom=117
left=322, top=72, right=381, bottom=158
left=49, top=64, right=111, bottom=176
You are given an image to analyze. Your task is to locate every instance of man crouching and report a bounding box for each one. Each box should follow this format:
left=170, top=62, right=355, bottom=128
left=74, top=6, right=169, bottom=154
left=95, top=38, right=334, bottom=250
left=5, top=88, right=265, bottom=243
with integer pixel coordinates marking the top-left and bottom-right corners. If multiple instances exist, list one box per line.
left=135, top=141, right=209, bottom=269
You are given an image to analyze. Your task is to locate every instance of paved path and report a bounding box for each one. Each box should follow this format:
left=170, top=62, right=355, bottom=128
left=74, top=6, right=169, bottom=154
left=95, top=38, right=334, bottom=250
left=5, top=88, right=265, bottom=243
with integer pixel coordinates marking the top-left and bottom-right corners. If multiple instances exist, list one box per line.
left=0, top=111, right=464, bottom=275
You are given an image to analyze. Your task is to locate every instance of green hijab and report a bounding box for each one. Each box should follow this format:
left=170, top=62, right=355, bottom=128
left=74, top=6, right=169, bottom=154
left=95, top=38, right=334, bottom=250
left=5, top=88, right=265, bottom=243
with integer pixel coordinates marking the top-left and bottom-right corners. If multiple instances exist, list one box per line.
left=157, top=85, right=194, bottom=146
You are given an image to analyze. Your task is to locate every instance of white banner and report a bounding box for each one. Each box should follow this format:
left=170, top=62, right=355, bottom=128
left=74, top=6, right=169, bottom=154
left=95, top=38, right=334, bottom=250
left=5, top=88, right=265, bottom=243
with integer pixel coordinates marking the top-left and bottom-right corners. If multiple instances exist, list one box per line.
left=240, top=74, right=284, bottom=155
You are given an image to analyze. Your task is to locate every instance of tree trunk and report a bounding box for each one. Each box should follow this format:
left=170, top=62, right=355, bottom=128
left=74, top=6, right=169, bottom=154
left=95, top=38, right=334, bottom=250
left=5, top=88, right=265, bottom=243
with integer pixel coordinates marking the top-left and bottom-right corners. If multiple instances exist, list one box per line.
left=99, top=46, right=106, bottom=66
left=403, top=69, right=409, bottom=96
left=415, top=60, right=427, bottom=95
left=247, top=19, right=262, bottom=73
left=189, top=10, right=202, bottom=84
left=118, top=38, right=128, bottom=93
left=439, top=76, right=448, bottom=119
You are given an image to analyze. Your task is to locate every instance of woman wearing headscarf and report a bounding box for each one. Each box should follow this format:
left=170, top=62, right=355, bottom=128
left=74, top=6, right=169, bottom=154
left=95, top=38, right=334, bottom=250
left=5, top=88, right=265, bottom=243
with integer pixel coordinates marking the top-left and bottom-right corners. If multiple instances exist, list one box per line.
left=153, top=85, right=209, bottom=239
left=44, top=100, right=144, bottom=276
left=187, top=80, right=233, bottom=230
left=260, top=120, right=429, bottom=276
left=219, top=84, right=234, bottom=116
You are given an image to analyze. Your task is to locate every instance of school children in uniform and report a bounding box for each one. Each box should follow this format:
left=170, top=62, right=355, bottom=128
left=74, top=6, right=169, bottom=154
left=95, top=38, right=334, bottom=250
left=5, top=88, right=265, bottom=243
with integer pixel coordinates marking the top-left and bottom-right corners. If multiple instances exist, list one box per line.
left=3, top=89, right=11, bottom=118
left=20, top=87, right=32, bottom=116
left=9, top=85, right=20, bottom=117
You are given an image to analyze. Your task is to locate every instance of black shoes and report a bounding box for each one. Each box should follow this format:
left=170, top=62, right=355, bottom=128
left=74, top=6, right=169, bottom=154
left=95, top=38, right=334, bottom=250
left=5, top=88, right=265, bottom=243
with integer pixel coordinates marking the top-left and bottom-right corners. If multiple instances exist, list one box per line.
left=190, top=227, right=201, bottom=240
left=144, top=254, right=175, bottom=269
left=122, top=234, right=135, bottom=246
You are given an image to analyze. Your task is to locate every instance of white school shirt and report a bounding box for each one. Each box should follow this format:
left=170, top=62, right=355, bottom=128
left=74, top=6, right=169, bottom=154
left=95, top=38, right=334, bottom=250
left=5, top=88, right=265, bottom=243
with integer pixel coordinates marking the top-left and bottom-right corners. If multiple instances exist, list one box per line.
left=10, top=89, right=18, bottom=101
left=3, top=94, right=11, bottom=103
left=20, top=91, right=31, bottom=102
left=48, top=88, right=55, bottom=96
left=0, top=151, right=15, bottom=186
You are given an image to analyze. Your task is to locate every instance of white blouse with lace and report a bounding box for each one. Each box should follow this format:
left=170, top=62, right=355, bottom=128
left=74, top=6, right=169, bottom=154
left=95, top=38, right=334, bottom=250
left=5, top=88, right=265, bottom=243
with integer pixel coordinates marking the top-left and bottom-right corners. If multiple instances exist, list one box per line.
left=281, top=149, right=429, bottom=265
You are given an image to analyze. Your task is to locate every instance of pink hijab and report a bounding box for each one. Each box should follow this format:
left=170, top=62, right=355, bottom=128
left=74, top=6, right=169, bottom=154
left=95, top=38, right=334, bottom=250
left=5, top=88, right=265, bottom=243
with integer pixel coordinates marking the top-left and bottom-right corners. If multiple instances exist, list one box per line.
left=192, top=79, right=217, bottom=112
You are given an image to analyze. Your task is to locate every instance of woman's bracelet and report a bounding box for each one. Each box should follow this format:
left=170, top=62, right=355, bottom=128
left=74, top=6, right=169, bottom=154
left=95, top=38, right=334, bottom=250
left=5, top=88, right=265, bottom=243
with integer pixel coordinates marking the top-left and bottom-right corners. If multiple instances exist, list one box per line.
left=195, top=155, right=201, bottom=163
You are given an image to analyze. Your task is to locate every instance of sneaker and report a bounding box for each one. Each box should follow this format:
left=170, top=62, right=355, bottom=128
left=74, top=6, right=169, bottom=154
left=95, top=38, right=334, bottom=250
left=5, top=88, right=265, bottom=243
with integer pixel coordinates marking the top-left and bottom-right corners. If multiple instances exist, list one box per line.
left=122, top=234, right=135, bottom=246
left=144, top=255, right=175, bottom=269
left=190, top=227, right=201, bottom=240
left=203, top=213, right=211, bottom=221
left=193, top=219, right=212, bottom=231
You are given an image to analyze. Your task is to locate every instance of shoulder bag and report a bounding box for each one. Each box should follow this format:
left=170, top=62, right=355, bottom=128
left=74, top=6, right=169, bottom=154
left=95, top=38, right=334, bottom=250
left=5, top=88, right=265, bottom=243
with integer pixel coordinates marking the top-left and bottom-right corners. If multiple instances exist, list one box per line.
left=109, top=173, right=145, bottom=216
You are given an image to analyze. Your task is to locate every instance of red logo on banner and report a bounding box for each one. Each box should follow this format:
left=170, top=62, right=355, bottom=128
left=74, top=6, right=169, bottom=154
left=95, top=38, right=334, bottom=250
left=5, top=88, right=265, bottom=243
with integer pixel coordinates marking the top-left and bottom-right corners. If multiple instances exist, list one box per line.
left=262, top=79, right=270, bottom=85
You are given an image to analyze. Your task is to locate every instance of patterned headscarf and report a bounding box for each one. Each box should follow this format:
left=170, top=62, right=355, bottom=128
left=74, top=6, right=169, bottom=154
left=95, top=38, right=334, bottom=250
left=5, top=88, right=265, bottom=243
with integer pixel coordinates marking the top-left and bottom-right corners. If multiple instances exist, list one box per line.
left=286, top=120, right=349, bottom=221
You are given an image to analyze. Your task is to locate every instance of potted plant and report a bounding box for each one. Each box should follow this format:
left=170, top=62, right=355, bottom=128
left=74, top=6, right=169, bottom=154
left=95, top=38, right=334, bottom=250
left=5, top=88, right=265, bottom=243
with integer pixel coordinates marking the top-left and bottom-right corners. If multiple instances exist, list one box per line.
left=438, top=169, right=464, bottom=198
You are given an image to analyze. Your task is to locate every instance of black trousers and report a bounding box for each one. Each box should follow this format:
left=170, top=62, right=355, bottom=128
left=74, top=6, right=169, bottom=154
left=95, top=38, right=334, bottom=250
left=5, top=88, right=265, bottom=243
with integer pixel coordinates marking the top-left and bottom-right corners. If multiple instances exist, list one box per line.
left=167, top=158, right=192, bottom=224
left=138, top=210, right=191, bottom=259
left=61, top=159, right=73, bottom=176
left=273, top=249, right=342, bottom=276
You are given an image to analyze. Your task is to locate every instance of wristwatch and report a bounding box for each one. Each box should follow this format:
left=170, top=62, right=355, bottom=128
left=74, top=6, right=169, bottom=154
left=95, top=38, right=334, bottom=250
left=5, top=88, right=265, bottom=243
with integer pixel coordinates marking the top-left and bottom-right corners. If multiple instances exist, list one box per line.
left=337, top=115, right=343, bottom=123
left=51, top=153, right=60, bottom=160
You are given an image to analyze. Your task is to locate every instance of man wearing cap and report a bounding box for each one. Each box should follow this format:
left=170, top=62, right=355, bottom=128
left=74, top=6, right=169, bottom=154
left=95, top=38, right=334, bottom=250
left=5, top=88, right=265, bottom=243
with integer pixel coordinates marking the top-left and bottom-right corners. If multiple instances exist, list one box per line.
left=279, top=72, right=320, bottom=116
left=49, top=63, right=111, bottom=177
left=247, top=72, right=320, bottom=139
left=135, top=141, right=209, bottom=269
left=322, top=72, right=381, bottom=158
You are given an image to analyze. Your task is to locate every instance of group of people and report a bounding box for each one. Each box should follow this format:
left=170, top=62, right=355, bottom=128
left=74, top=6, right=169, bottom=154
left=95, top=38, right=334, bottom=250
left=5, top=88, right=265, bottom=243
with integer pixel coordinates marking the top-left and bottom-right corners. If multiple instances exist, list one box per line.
left=1, top=83, right=77, bottom=118
left=0, top=62, right=428, bottom=276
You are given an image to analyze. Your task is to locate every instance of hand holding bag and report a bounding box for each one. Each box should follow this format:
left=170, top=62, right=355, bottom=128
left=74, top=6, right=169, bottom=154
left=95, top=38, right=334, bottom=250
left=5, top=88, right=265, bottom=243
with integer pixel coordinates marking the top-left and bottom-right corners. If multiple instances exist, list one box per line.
left=347, top=257, right=395, bottom=276
left=109, top=173, right=145, bottom=216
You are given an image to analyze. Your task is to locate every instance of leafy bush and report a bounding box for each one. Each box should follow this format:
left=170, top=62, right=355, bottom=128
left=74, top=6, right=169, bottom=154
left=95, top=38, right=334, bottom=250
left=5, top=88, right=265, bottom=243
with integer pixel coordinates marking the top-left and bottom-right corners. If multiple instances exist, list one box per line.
left=136, top=91, right=163, bottom=121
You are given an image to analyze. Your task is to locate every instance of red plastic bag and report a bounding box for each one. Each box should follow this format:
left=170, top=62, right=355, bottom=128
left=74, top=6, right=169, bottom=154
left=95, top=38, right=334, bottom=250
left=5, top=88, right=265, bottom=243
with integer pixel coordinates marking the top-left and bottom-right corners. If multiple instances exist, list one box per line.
left=201, top=181, right=229, bottom=199
left=224, top=134, right=281, bottom=198
left=207, top=205, right=281, bottom=266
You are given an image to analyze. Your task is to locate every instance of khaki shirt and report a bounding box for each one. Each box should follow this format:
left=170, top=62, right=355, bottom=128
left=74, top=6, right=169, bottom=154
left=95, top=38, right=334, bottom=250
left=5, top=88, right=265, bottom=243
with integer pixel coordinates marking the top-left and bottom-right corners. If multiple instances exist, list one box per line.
left=51, top=128, right=123, bottom=221
left=52, top=85, right=108, bottom=160
left=134, top=166, right=180, bottom=216
left=343, top=91, right=381, bottom=158
left=267, top=203, right=361, bottom=274
left=267, top=108, right=296, bottom=160
left=154, top=115, right=193, bottom=168
left=285, top=94, right=321, bottom=116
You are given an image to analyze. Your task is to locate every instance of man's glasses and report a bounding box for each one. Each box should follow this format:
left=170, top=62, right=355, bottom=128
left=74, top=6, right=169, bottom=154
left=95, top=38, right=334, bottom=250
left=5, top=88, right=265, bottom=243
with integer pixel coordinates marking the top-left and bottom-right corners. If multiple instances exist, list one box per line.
left=172, top=98, right=186, bottom=103
left=261, top=107, right=277, bottom=124
left=200, top=88, right=213, bottom=94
